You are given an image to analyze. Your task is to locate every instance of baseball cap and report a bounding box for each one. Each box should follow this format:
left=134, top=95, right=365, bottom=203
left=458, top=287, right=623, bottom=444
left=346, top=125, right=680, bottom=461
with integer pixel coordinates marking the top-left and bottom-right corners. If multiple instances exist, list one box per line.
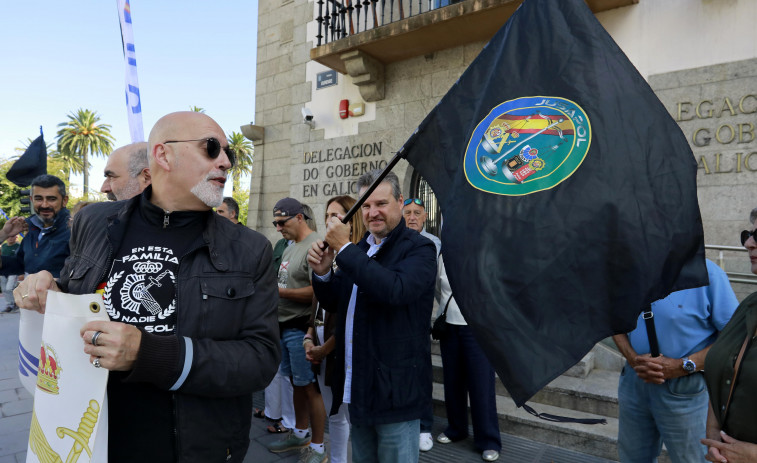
left=273, top=197, right=311, bottom=219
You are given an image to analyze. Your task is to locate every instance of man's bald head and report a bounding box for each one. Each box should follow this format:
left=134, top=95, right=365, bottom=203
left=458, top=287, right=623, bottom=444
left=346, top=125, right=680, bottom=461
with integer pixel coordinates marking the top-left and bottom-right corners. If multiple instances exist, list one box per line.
left=147, top=111, right=232, bottom=212
left=101, top=142, right=150, bottom=201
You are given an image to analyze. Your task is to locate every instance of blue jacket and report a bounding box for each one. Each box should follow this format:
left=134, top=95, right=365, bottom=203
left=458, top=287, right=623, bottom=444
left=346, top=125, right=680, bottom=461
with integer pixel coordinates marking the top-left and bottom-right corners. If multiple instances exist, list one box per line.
left=1, top=209, right=70, bottom=278
left=313, top=218, right=437, bottom=425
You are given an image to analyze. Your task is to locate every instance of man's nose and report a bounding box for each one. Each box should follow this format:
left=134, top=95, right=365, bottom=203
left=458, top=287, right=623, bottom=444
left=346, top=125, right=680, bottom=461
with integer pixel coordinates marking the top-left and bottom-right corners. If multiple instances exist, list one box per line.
left=101, top=179, right=110, bottom=193
left=218, top=152, right=232, bottom=171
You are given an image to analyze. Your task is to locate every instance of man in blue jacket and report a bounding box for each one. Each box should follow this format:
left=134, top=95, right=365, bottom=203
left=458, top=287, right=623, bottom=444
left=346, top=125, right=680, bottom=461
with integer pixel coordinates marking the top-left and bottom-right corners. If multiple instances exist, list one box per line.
left=0, top=174, right=70, bottom=279
left=308, top=169, right=437, bottom=462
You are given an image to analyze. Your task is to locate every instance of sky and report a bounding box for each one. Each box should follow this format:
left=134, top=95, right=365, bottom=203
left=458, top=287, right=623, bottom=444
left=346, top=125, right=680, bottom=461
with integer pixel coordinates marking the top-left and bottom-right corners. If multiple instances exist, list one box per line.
left=0, top=1, right=258, bottom=196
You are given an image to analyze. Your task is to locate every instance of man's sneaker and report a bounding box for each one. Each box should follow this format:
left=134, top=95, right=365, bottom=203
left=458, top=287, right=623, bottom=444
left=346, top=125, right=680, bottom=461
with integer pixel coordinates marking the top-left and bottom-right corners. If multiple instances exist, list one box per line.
left=297, top=446, right=328, bottom=463
left=419, top=432, right=434, bottom=452
left=267, top=430, right=311, bottom=453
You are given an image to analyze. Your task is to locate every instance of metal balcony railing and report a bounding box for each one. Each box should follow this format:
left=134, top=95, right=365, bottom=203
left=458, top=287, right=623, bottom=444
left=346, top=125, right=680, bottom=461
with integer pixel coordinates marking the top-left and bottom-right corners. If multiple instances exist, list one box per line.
left=315, top=0, right=453, bottom=46
left=706, top=244, right=757, bottom=285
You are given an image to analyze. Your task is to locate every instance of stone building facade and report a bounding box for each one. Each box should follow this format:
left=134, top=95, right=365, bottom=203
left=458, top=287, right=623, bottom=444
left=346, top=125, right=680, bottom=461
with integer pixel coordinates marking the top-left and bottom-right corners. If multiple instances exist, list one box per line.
left=248, top=0, right=757, bottom=293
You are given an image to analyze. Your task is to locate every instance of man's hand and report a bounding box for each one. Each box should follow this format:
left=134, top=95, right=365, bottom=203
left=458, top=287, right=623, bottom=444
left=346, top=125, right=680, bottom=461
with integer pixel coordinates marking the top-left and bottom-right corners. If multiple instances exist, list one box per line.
left=81, top=321, right=142, bottom=371
left=633, top=354, right=685, bottom=384
left=324, top=216, right=350, bottom=251
left=0, top=216, right=27, bottom=242
left=13, top=271, right=60, bottom=313
left=305, top=344, right=326, bottom=365
left=307, top=239, right=335, bottom=276
left=702, top=431, right=757, bottom=463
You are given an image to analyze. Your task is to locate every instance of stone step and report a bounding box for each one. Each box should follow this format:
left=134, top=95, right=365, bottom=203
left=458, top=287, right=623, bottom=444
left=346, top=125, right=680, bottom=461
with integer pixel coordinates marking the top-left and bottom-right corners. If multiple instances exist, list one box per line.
left=431, top=353, right=620, bottom=418
left=430, top=341, right=671, bottom=463
left=431, top=382, right=620, bottom=461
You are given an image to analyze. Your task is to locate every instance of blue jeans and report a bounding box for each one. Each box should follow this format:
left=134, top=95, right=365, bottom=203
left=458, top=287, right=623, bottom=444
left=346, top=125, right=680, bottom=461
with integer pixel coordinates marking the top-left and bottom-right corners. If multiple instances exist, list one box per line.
left=279, top=328, right=315, bottom=387
left=618, top=363, right=708, bottom=463
left=351, top=419, right=420, bottom=463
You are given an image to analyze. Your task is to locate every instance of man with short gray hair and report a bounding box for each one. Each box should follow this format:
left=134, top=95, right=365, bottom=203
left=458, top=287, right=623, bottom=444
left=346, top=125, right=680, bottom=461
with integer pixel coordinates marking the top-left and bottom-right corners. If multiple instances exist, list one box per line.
left=101, top=142, right=151, bottom=201
left=217, top=197, right=241, bottom=224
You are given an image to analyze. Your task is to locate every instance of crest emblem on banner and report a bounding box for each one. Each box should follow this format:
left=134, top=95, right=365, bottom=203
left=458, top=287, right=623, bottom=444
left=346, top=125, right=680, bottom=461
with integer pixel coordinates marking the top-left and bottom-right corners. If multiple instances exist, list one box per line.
left=464, top=96, right=591, bottom=196
left=36, top=344, right=61, bottom=395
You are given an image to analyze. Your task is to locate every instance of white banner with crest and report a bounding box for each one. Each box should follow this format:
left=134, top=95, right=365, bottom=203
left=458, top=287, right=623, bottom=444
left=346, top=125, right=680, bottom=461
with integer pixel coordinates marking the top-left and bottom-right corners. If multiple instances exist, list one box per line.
left=20, top=292, right=110, bottom=463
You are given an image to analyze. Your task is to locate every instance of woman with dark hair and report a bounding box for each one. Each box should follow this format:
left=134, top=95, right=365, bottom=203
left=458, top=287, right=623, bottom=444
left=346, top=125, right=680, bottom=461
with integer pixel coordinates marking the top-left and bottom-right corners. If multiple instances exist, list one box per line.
left=303, top=195, right=364, bottom=463
left=702, top=207, right=757, bottom=463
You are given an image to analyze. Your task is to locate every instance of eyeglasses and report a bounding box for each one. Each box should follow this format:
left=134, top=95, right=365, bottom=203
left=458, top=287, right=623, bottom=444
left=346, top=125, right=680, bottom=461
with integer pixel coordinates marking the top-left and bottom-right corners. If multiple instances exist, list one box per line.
left=272, top=216, right=295, bottom=228
left=741, top=229, right=757, bottom=246
left=164, top=137, right=236, bottom=168
left=403, top=198, right=424, bottom=207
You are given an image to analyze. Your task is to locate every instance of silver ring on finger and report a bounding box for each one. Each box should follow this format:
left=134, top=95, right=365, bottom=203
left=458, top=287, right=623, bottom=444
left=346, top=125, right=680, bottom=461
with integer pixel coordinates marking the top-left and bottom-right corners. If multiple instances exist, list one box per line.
left=92, top=357, right=101, bottom=368
left=91, top=331, right=103, bottom=347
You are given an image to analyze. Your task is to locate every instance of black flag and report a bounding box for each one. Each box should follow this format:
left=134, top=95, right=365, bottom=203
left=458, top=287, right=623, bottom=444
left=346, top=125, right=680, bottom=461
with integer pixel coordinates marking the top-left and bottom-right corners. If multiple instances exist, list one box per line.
left=401, top=0, right=707, bottom=406
left=6, top=133, right=47, bottom=187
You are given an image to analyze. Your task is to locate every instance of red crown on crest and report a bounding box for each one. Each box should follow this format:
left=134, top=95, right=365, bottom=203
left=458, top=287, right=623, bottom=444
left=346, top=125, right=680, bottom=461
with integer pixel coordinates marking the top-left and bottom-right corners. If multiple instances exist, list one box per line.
left=36, top=343, right=61, bottom=395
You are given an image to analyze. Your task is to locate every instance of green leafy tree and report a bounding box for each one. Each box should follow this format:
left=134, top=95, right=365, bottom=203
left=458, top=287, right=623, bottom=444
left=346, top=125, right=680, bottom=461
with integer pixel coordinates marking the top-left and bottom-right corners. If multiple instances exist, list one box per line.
left=232, top=188, right=250, bottom=226
left=56, top=109, right=115, bottom=198
left=189, top=106, right=206, bottom=113
left=0, top=159, right=23, bottom=220
left=226, top=131, right=254, bottom=193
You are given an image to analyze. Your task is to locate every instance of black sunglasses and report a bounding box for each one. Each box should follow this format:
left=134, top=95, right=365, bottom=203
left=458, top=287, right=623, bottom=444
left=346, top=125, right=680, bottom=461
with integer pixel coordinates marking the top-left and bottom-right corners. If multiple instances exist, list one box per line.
left=741, top=230, right=757, bottom=246
left=403, top=198, right=424, bottom=207
left=164, top=137, right=236, bottom=167
left=272, top=216, right=295, bottom=228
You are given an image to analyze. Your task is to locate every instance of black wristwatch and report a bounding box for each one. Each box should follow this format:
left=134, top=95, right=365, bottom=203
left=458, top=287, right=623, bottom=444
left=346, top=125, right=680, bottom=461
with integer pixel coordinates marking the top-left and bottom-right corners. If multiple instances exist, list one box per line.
left=682, top=357, right=696, bottom=374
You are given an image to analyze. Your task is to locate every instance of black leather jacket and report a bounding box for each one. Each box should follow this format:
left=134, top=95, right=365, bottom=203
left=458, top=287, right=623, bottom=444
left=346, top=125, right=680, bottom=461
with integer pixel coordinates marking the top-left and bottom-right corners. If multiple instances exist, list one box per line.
left=59, top=191, right=280, bottom=462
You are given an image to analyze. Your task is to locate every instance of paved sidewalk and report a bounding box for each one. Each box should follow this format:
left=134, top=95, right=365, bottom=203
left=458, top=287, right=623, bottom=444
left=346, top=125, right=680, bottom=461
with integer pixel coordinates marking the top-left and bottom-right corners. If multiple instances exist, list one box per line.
left=0, top=304, right=616, bottom=463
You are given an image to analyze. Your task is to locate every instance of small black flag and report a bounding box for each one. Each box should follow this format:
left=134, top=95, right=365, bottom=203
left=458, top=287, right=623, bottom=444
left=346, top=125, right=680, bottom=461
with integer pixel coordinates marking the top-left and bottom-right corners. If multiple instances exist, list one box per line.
left=6, top=133, right=47, bottom=187
left=401, top=0, right=707, bottom=406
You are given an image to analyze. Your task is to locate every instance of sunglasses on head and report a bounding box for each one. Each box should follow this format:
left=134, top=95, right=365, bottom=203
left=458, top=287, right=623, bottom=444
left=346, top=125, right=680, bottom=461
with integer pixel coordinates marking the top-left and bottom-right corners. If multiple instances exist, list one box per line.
left=272, top=216, right=295, bottom=228
left=164, top=137, right=236, bottom=167
left=741, top=229, right=757, bottom=246
left=403, top=198, right=424, bottom=207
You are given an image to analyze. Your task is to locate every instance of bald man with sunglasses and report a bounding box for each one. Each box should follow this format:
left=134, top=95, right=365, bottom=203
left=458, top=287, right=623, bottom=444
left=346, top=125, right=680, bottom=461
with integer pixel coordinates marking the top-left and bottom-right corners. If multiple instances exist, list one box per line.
left=14, top=111, right=280, bottom=463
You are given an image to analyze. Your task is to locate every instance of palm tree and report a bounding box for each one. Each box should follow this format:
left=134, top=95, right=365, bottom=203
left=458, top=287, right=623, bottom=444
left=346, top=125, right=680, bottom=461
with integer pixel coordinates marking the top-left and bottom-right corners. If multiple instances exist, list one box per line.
left=50, top=147, right=85, bottom=182
left=56, top=109, right=115, bottom=197
left=189, top=106, right=206, bottom=113
left=227, top=131, right=254, bottom=193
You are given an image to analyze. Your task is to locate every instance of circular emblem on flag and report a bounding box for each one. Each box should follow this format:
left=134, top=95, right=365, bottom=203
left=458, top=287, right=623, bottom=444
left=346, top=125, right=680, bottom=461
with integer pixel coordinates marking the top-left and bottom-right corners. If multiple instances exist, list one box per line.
left=464, top=96, right=591, bottom=196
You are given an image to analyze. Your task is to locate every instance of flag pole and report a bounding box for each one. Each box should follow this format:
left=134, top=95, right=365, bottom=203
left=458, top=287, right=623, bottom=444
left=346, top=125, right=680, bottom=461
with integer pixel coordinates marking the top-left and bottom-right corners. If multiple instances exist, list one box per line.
left=339, top=150, right=406, bottom=225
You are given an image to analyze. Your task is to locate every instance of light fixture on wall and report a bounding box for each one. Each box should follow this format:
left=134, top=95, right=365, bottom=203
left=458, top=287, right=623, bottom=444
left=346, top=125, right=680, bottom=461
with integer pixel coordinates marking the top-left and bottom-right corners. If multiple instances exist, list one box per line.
left=240, top=123, right=265, bottom=143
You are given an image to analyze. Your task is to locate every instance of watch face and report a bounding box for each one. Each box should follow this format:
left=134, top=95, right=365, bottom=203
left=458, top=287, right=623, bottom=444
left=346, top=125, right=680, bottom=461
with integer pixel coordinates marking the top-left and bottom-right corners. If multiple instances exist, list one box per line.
left=683, top=359, right=696, bottom=372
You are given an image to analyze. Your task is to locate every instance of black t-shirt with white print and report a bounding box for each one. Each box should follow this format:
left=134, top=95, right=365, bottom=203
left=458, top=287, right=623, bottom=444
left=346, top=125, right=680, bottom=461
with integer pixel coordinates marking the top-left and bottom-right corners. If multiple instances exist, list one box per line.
left=104, top=195, right=205, bottom=462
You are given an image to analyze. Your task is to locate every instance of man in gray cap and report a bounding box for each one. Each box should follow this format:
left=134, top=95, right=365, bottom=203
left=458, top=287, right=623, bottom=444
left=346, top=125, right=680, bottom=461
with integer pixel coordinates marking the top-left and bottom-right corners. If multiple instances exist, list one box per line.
left=267, top=198, right=328, bottom=463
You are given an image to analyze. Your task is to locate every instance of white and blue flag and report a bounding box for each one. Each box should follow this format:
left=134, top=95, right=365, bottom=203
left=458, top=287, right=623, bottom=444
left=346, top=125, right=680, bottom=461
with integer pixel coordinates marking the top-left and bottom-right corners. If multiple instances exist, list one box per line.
left=117, top=0, right=144, bottom=142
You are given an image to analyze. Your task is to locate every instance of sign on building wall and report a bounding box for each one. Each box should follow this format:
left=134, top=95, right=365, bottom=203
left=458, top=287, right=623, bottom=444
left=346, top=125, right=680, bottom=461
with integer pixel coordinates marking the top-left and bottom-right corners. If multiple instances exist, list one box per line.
left=316, top=70, right=338, bottom=90
left=299, top=142, right=388, bottom=199
left=651, top=58, right=757, bottom=250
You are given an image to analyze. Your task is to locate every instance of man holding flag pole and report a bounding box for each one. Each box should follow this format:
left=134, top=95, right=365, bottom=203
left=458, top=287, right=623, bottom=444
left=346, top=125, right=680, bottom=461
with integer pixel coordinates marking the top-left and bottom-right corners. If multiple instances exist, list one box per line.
left=324, top=0, right=709, bottom=413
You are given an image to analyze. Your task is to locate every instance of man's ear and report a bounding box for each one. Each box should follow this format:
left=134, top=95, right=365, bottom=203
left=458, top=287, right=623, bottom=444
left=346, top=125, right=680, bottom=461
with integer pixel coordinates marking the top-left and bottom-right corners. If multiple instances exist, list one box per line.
left=61, top=196, right=69, bottom=208
left=153, top=144, right=171, bottom=171
left=140, top=168, right=151, bottom=185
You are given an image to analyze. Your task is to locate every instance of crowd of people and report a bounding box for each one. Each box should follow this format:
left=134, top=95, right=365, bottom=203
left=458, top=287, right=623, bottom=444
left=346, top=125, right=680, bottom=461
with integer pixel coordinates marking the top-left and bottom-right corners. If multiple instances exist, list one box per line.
left=2, top=110, right=757, bottom=462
